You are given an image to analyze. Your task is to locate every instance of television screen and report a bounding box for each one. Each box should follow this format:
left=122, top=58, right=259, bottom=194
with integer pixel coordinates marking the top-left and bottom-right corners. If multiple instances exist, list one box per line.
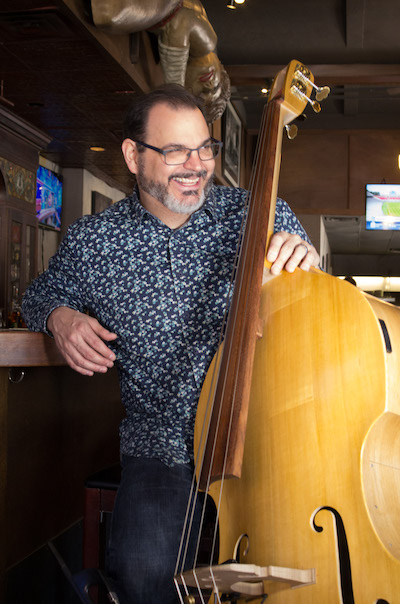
left=36, top=166, right=63, bottom=231
left=366, top=183, right=400, bottom=230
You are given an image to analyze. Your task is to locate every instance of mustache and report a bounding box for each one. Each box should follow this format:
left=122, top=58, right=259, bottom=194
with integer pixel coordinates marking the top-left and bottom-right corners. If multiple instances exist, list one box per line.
left=168, top=170, right=208, bottom=183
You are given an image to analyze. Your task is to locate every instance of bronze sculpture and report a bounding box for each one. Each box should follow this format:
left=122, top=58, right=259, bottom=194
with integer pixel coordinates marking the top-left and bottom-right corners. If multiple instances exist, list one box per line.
left=89, top=0, right=230, bottom=122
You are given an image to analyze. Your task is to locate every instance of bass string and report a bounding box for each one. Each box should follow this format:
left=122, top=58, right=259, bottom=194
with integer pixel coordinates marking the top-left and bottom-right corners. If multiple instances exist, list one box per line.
left=175, top=101, right=275, bottom=600
left=174, top=190, right=252, bottom=597
left=174, top=187, right=251, bottom=577
left=201, top=102, right=277, bottom=555
left=175, top=102, right=271, bottom=590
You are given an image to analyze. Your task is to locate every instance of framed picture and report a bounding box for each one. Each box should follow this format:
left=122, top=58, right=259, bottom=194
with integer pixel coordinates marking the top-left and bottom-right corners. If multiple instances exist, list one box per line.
left=222, top=101, right=242, bottom=187
left=91, top=191, right=113, bottom=214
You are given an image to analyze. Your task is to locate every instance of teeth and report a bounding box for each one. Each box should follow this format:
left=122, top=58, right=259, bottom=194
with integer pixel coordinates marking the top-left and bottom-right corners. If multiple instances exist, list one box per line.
left=173, top=177, right=199, bottom=184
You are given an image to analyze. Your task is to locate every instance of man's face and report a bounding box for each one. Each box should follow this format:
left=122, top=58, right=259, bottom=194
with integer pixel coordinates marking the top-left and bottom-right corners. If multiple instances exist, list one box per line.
left=135, top=103, right=215, bottom=217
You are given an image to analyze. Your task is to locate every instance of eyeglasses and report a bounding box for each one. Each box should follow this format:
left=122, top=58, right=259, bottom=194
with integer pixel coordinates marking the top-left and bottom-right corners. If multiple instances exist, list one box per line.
left=135, top=138, right=223, bottom=165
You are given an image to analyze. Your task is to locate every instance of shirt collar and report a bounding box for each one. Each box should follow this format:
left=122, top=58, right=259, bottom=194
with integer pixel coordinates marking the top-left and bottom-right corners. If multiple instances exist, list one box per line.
left=201, top=185, right=220, bottom=223
left=128, top=187, right=150, bottom=223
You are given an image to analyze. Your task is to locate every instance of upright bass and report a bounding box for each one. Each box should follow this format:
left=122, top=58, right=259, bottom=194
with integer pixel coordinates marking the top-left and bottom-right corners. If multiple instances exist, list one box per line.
left=176, top=60, right=400, bottom=604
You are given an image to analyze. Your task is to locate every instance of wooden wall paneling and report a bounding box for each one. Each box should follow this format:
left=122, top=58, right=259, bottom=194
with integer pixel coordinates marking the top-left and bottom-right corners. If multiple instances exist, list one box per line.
left=277, top=129, right=400, bottom=217
left=348, top=130, right=400, bottom=214
left=0, top=332, right=124, bottom=594
left=6, top=365, right=123, bottom=568
left=278, top=130, right=350, bottom=215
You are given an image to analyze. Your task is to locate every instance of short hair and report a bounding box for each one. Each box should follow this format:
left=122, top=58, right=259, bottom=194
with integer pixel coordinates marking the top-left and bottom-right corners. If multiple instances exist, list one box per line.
left=122, top=84, right=206, bottom=143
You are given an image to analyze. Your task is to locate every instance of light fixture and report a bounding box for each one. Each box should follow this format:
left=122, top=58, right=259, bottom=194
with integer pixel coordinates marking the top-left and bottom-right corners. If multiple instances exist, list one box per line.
left=261, top=87, right=269, bottom=94
left=227, top=1, right=236, bottom=8
left=90, top=146, right=106, bottom=152
left=398, top=153, right=400, bottom=169
left=235, top=0, right=245, bottom=3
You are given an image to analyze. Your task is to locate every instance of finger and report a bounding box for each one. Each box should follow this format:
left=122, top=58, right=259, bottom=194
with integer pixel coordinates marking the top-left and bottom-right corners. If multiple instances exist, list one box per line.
left=283, top=243, right=310, bottom=273
left=62, top=343, right=114, bottom=376
left=54, top=327, right=117, bottom=373
left=70, top=318, right=117, bottom=361
left=82, top=329, right=117, bottom=362
left=66, top=357, right=105, bottom=377
left=64, top=335, right=116, bottom=369
left=269, top=239, right=311, bottom=275
left=269, top=239, right=302, bottom=275
left=266, top=232, right=289, bottom=263
left=299, top=246, right=320, bottom=271
left=90, top=320, right=118, bottom=343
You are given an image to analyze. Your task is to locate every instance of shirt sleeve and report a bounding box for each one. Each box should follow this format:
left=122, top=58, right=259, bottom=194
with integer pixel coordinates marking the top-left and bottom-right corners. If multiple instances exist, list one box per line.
left=274, top=197, right=312, bottom=244
left=22, top=221, right=89, bottom=335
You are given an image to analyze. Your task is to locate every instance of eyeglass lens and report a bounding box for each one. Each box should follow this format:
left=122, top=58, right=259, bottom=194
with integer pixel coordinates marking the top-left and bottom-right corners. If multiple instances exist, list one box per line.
left=164, top=143, right=221, bottom=165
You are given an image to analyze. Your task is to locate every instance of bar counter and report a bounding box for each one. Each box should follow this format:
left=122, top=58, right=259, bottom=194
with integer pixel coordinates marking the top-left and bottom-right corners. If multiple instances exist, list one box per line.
left=0, top=330, right=124, bottom=596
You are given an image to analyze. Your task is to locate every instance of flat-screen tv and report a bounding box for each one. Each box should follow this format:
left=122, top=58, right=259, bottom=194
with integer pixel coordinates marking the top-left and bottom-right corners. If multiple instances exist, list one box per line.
left=366, top=183, right=400, bottom=230
left=36, top=166, right=63, bottom=231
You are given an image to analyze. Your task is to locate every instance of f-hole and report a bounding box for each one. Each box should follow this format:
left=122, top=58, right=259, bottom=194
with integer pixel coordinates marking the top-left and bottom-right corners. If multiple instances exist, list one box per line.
left=313, top=506, right=354, bottom=603
left=313, top=507, right=391, bottom=604
left=379, top=319, right=392, bottom=353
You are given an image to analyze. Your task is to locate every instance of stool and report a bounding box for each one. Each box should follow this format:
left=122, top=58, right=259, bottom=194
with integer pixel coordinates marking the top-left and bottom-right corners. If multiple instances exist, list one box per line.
left=83, top=464, right=121, bottom=570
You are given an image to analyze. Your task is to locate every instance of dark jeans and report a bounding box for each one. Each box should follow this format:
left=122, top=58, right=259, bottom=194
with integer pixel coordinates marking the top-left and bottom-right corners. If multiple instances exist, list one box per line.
left=106, top=457, right=205, bottom=604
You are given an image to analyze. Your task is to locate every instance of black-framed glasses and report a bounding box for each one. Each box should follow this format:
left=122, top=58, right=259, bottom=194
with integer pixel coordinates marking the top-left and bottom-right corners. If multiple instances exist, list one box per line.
left=135, top=138, right=223, bottom=165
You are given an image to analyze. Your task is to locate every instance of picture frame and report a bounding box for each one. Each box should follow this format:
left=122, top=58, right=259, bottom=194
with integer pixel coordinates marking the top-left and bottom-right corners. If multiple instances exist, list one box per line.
left=91, top=191, right=113, bottom=214
left=222, top=101, right=242, bottom=187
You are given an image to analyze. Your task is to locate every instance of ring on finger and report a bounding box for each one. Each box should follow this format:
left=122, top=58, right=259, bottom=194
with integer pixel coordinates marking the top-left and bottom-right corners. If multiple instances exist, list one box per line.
left=296, top=243, right=309, bottom=257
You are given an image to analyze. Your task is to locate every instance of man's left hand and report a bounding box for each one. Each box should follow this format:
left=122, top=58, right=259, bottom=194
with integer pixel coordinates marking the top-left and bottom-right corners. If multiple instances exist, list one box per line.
left=266, top=231, right=320, bottom=276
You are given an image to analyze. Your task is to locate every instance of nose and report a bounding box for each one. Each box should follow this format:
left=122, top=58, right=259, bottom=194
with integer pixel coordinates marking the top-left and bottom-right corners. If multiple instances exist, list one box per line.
left=183, top=148, right=204, bottom=171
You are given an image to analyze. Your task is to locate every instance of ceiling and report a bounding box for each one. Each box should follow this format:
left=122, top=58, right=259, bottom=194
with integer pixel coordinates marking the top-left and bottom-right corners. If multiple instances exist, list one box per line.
left=1, top=0, right=400, bottom=266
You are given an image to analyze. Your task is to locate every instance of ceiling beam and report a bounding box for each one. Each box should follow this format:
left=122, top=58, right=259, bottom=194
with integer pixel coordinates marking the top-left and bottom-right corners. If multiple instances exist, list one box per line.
left=226, top=64, right=400, bottom=87
left=343, top=85, right=360, bottom=116
left=345, top=0, right=366, bottom=48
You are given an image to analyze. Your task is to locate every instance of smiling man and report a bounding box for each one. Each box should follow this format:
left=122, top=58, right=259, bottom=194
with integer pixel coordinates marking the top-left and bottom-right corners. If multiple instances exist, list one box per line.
left=22, top=84, right=319, bottom=604
left=122, top=101, right=215, bottom=224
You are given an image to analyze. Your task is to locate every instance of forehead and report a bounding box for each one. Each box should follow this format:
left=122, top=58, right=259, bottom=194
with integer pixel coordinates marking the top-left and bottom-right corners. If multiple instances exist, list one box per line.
left=145, top=102, right=210, bottom=146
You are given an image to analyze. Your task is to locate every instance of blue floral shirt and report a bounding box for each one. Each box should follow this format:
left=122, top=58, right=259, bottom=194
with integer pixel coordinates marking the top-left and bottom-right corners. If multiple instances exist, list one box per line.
left=22, top=185, right=310, bottom=466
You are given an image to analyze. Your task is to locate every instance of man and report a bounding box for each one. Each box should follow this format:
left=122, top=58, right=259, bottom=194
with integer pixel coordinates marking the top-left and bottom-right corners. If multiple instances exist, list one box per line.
left=22, top=84, right=319, bottom=603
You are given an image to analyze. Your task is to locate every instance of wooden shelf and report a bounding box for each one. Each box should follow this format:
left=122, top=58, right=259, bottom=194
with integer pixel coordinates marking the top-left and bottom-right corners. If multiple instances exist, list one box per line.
left=0, top=330, right=65, bottom=367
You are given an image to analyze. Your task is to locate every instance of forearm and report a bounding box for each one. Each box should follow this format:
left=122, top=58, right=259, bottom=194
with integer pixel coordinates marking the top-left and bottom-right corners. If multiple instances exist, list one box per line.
left=22, top=272, right=83, bottom=336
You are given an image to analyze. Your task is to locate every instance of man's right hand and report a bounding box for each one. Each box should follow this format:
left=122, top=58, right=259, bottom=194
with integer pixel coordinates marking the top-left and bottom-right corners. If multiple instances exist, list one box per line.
left=47, top=307, right=118, bottom=376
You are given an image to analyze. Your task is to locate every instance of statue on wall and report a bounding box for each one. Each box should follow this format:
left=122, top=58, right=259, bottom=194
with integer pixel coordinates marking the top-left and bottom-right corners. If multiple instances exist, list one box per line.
left=88, top=0, right=230, bottom=123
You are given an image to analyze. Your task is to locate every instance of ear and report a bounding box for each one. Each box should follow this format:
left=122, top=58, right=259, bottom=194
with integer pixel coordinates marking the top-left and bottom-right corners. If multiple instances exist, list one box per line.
left=121, top=138, right=140, bottom=174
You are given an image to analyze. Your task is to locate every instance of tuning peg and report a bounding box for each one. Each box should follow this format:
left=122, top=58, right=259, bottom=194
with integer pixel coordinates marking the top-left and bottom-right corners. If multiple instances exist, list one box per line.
left=309, top=99, right=321, bottom=113
left=291, top=80, right=322, bottom=113
left=294, top=66, right=330, bottom=102
left=315, top=86, right=330, bottom=101
left=285, top=124, right=298, bottom=139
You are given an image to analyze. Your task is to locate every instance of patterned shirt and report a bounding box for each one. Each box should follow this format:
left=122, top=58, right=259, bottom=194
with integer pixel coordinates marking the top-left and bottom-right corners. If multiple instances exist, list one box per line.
left=22, top=185, right=310, bottom=466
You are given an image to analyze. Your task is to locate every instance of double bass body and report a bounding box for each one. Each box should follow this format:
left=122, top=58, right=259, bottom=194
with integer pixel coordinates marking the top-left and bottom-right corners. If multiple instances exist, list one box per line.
left=199, top=268, right=400, bottom=602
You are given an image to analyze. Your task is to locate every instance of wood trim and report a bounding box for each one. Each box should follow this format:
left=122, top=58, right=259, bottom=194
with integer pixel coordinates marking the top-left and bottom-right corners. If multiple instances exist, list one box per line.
left=0, top=331, right=66, bottom=367
left=0, top=106, right=51, bottom=152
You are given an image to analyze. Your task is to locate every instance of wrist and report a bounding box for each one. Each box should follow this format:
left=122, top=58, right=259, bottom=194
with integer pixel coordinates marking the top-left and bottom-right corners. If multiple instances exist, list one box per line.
left=47, top=306, right=70, bottom=334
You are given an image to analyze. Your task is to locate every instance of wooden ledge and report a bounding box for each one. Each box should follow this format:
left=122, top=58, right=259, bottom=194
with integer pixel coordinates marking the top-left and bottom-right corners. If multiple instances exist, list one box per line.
left=0, top=330, right=66, bottom=367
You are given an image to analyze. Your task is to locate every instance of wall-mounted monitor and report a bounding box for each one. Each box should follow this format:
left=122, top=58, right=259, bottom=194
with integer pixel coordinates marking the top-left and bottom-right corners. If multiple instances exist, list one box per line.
left=36, top=165, right=63, bottom=231
left=366, top=183, right=400, bottom=231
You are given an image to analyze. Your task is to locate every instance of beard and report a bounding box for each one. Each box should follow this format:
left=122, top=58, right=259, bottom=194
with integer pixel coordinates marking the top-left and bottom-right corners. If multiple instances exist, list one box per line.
left=136, top=158, right=214, bottom=215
